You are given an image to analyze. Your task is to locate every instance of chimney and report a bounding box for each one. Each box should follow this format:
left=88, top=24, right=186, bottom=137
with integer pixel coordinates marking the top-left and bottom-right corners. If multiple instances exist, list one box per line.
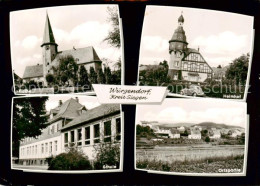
left=75, top=97, right=79, bottom=103
left=198, top=46, right=200, bottom=52
left=59, top=100, right=62, bottom=106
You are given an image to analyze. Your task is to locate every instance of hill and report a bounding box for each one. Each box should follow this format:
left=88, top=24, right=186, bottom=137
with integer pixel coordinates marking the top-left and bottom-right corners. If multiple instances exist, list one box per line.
left=193, top=122, right=244, bottom=129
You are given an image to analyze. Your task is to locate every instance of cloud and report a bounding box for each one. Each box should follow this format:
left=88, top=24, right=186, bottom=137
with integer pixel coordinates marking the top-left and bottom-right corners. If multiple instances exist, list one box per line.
left=192, top=31, right=247, bottom=54
left=70, top=21, right=110, bottom=47
left=82, top=101, right=100, bottom=109
left=145, top=107, right=245, bottom=127
left=95, top=46, right=120, bottom=62
left=203, top=56, right=234, bottom=67
left=139, top=57, right=167, bottom=65
left=142, top=36, right=168, bottom=52
left=189, top=108, right=245, bottom=127
left=21, top=35, right=41, bottom=50
left=157, top=107, right=187, bottom=123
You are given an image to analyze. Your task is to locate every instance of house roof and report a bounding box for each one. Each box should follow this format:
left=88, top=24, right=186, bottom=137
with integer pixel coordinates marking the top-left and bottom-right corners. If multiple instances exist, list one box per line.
left=51, top=46, right=102, bottom=67
left=62, top=104, right=120, bottom=131
left=23, top=64, right=43, bottom=79
left=170, top=128, right=180, bottom=134
left=191, top=128, right=201, bottom=135
left=48, top=98, right=85, bottom=124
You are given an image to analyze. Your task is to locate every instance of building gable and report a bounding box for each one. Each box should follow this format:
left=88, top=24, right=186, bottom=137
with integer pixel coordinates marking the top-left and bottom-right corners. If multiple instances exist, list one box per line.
left=23, top=64, right=43, bottom=79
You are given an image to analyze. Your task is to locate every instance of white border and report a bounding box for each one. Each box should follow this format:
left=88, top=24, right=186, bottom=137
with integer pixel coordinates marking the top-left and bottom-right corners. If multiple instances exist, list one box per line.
left=136, top=5, right=254, bottom=102
left=10, top=4, right=123, bottom=96
left=134, top=98, right=249, bottom=176
left=11, top=94, right=124, bottom=174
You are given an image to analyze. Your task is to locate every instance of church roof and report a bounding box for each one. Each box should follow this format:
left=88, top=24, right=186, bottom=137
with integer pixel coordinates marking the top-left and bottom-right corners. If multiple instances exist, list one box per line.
left=170, top=26, right=187, bottom=44
left=48, top=98, right=85, bottom=124
left=51, top=46, right=102, bottom=66
left=23, top=64, right=43, bottom=79
left=41, top=13, right=57, bottom=47
left=62, top=104, right=120, bottom=131
left=178, top=14, right=184, bottom=23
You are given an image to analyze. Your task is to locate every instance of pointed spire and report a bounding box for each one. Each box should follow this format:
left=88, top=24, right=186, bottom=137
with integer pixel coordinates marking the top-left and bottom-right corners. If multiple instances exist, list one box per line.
left=41, top=12, right=57, bottom=47
left=178, top=12, right=184, bottom=23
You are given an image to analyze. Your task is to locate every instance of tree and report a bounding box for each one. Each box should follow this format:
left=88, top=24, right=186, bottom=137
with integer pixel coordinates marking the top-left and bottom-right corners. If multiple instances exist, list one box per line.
left=46, top=74, right=55, bottom=86
left=93, top=142, right=120, bottom=170
left=48, top=147, right=92, bottom=170
left=205, top=136, right=210, bottom=143
left=89, top=66, right=98, bottom=85
left=217, top=65, right=222, bottom=68
left=104, top=66, right=112, bottom=84
left=226, top=53, right=249, bottom=86
left=103, top=6, right=120, bottom=48
left=54, top=55, right=79, bottom=86
left=139, top=60, right=171, bottom=86
left=12, top=97, right=49, bottom=157
left=78, top=65, right=89, bottom=87
left=98, top=68, right=106, bottom=84
left=25, top=80, right=38, bottom=90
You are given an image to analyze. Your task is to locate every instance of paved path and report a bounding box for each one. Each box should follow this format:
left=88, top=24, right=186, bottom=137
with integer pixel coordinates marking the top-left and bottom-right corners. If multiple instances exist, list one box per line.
left=13, top=164, right=48, bottom=170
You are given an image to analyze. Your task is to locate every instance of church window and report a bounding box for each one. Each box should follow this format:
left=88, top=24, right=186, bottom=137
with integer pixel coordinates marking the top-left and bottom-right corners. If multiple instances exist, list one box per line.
left=176, top=52, right=180, bottom=58
left=47, top=63, right=49, bottom=66
left=175, top=61, right=179, bottom=66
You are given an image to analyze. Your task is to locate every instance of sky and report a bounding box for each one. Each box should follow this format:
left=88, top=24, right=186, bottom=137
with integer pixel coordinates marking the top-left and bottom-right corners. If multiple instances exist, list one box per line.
left=44, top=95, right=100, bottom=112
left=136, top=99, right=247, bottom=128
left=139, top=6, right=254, bottom=68
left=10, top=4, right=121, bottom=77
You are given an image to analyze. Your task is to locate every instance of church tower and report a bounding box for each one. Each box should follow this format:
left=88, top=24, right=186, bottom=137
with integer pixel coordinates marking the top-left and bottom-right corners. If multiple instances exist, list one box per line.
left=41, top=13, right=58, bottom=85
left=168, top=13, right=188, bottom=80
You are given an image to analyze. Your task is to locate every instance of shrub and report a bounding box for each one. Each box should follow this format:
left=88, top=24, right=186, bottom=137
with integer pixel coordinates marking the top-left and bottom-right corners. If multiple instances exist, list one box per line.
left=48, top=147, right=92, bottom=170
left=93, top=142, right=120, bottom=170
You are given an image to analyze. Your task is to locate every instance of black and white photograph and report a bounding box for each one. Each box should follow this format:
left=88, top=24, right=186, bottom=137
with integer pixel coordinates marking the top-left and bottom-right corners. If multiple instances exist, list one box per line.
left=11, top=5, right=122, bottom=94
left=135, top=99, right=248, bottom=176
left=138, top=6, right=254, bottom=100
left=11, top=95, right=123, bottom=172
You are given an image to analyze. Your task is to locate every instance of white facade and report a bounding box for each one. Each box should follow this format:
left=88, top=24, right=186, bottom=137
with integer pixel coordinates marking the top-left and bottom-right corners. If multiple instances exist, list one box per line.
left=61, top=114, right=121, bottom=160
left=169, top=133, right=180, bottom=139
left=188, top=133, right=201, bottom=139
left=19, top=120, right=63, bottom=165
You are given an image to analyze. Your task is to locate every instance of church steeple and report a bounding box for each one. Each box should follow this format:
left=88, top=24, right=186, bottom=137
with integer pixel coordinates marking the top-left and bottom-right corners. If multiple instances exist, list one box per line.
left=41, top=13, right=58, bottom=47
left=169, top=12, right=188, bottom=52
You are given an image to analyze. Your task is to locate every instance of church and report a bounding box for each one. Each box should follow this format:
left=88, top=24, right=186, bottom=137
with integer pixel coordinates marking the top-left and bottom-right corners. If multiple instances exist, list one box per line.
left=22, top=14, right=102, bottom=86
left=168, top=13, right=213, bottom=83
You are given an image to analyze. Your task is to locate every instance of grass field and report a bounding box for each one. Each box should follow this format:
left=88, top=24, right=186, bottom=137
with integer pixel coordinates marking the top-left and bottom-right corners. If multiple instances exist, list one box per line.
left=136, top=145, right=245, bottom=173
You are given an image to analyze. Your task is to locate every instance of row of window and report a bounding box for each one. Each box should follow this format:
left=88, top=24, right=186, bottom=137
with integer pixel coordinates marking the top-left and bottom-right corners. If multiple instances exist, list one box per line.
left=64, top=118, right=121, bottom=147
left=48, top=123, right=60, bottom=135
left=21, top=140, right=58, bottom=156
left=182, top=62, right=212, bottom=73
